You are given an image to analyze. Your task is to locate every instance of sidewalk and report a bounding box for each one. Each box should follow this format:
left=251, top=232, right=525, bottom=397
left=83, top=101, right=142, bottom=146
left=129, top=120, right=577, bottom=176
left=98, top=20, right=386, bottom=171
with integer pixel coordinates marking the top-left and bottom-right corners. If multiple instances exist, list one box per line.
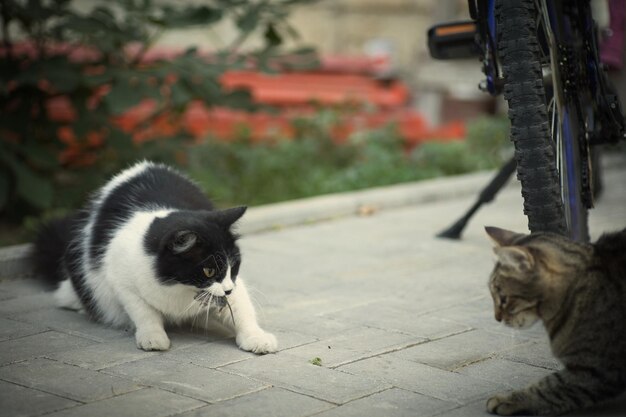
left=1, top=156, right=625, bottom=417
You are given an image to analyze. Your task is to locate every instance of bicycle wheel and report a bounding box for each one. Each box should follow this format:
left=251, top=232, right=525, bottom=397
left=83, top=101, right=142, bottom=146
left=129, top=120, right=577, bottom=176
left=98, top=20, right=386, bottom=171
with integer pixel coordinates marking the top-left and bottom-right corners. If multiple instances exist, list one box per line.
left=496, top=0, right=590, bottom=241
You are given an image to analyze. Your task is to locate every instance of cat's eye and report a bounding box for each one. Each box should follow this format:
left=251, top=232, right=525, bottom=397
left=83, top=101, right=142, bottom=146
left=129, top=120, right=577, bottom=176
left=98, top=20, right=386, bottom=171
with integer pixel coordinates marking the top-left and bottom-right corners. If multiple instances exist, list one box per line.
left=499, top=295, right=508, bottom=305
left=203, top=267, right=216, bottom=278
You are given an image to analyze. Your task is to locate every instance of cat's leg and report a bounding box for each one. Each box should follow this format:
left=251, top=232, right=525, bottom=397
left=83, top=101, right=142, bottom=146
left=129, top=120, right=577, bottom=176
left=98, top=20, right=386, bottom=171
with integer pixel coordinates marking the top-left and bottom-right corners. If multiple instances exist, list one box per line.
left=117, top=291, right=170, bottom=351
left=487, top=367, right=621, bottom=415
left=212, top=278, right=277, bottom=354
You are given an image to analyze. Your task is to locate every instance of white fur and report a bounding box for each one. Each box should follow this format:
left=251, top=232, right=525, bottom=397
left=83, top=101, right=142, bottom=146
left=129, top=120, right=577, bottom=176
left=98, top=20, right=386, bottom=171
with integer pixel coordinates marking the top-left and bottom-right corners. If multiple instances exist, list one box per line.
left=53, top=162, right=276, bottom=353
left=54, top=279, right=82, bottom=311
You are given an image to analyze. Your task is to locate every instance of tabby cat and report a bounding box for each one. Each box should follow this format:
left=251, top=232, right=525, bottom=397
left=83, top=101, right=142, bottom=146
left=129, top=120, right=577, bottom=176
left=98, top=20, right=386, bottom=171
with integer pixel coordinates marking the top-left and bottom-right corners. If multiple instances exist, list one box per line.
left=485, top=226, right=626, bottom=415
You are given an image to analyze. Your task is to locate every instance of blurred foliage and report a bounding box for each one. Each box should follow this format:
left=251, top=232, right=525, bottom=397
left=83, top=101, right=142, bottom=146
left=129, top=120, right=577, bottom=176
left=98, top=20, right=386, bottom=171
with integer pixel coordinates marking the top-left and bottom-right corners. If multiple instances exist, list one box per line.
left=187, top=114, right=512, bottom=207
left=0, top=0, right=318, bottom=225
left=0, top=113, right=511, bottom=245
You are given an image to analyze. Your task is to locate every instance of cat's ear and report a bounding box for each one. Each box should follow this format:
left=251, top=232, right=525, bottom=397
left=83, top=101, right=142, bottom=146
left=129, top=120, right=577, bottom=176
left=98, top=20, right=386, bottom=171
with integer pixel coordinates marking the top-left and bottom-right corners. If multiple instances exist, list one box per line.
left=216, top=206, right=247, bottom=228
left=169, top=230, right=197, bottom=254
left=485, top=226, right=525, bottom=247
left=494, top=246, right=535, bottom=273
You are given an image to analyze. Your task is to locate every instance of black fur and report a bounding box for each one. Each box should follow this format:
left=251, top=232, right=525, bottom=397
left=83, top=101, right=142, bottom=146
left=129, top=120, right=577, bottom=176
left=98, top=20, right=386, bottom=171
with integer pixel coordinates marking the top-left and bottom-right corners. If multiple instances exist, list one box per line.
left=33, top=212, right=86, bottom=288
left=88, top=164, right=215, bottom=267
left=144, top=209, right=243, bottom=288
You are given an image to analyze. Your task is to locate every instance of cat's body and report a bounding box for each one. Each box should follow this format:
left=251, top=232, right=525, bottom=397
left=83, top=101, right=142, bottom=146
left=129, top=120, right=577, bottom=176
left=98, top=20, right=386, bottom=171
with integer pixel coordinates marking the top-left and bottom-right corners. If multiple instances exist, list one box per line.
left=485, top=226, right=626, bottom=415
left=34, top=161, right=277, bottom=353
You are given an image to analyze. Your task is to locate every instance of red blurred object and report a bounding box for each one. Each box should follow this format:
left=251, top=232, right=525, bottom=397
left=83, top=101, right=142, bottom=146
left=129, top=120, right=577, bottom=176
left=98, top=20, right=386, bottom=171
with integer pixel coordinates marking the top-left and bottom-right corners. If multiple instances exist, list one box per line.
left=9, top=42, right=465, bottom=165
left=220, top=71, right=409, bottom=108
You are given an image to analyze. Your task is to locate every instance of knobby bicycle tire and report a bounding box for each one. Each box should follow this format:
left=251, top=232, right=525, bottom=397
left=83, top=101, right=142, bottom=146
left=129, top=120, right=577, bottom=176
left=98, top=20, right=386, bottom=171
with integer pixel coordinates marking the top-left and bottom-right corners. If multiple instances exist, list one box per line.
left=496, top=0, right=571, bottom=236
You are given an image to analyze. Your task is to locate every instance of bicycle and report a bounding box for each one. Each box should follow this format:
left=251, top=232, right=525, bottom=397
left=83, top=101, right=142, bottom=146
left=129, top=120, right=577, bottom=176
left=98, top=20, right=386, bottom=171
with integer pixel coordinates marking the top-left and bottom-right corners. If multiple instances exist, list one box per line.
left=428, top=0, right=625, bottom=242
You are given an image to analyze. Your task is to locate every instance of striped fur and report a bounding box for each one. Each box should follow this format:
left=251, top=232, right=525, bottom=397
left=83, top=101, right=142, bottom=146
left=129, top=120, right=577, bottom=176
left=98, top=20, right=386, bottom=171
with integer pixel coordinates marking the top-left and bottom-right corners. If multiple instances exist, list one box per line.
left=485, top=226, right=626, bottom=415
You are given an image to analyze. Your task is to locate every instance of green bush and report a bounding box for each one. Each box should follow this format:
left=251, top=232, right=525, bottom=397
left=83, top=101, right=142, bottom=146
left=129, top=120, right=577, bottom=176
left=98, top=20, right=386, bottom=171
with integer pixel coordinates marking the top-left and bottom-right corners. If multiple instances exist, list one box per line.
left=0, top=0, right=317, bottom=223
left=187, top=114, right=512, bottom=207
left=0, top=112, right=511, bottom=245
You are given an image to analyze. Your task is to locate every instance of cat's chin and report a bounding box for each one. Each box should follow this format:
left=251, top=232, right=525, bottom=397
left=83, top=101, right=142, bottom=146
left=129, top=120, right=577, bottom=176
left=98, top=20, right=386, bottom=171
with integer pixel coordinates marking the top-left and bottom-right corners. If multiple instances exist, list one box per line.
left=194, top=291, right=228, bottom=308
left=505, top=316, right=539, bottom=330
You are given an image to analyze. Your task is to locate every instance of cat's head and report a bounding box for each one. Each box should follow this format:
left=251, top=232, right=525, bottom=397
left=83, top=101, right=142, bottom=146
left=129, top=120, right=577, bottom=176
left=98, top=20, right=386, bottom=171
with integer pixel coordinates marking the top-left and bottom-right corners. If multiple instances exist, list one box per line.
left=485, top=226, right=581, bottom=329
left=145, top=206, right=247, bottom=297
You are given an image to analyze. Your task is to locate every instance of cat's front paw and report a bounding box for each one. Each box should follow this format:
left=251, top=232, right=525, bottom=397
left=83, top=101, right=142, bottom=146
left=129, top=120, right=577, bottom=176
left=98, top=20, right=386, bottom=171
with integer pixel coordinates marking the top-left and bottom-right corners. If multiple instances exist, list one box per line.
left=487, top=392, right=535, bottom=416
left=236, top=329, right=277, bottom=354
left=135, top=328, right=171, bottom=351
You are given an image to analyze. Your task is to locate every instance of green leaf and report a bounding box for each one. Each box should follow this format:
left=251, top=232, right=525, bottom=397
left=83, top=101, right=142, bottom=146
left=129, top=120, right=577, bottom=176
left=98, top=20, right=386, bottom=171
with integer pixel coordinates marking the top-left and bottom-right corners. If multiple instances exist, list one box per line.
left=309, top=357, right=322, bottom=366
left=1, top=154, right=54, bottom=209
left=221, top=88, right=254, bottom=110
left=264, top=23, right=282, bottom=47
left=161, top=5, right=222, bottom=28
left=42, top=57, right=81, bottom=93
left=236, top=5, right=261, bottom=32
left=0, top=172, right=9, bottom=210
left=104, top=80, right=144, bottom=114
left=107, top=129, right=134, bottom=151
left=83, top=70, right=114, bottom=87
left=20, top=145, right=60, bottom=170
left=170, top=82, right=193, bottom=107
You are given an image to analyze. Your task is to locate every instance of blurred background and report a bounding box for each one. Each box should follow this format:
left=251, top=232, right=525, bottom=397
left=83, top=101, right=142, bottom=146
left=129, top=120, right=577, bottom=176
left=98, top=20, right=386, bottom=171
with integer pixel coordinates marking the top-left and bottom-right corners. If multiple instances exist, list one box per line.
left=0, top=0, right=561, bottom=244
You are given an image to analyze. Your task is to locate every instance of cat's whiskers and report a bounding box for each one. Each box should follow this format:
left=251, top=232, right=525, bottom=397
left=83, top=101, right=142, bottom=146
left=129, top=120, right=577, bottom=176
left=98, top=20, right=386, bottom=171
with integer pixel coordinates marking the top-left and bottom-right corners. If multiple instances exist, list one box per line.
left=183, top=294, right=201, bottom=315
left=160, top=276, right=179, bottom=286
left=205, top=293, right=214, bottom=333
left=189, top=291, right=210, bottom=330
left=225, top=298, right=236, bottom=328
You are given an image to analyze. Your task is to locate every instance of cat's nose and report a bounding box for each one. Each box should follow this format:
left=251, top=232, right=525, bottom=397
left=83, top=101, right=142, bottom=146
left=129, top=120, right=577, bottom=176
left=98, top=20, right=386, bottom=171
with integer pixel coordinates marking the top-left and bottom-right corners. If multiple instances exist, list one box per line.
left=224, top=289, right=232, bottom=295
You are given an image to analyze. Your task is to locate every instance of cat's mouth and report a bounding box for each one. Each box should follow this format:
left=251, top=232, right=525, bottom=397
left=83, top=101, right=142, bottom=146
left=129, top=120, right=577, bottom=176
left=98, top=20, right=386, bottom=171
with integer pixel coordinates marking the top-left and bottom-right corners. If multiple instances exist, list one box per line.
left=194, top=291, right=227, bottom=308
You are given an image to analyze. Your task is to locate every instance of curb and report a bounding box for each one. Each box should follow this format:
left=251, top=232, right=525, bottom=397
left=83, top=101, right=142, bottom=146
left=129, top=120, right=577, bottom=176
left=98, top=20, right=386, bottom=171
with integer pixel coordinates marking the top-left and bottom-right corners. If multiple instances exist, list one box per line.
left=0, top=169, right=507, bottom=280
left=237, top=169, right=507, bottom=235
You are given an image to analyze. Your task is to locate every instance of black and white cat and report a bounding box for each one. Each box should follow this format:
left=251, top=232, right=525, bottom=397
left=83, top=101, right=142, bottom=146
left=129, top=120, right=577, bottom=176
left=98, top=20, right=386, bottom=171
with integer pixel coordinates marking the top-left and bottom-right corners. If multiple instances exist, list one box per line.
left=34, top=161, right=277, bottom=353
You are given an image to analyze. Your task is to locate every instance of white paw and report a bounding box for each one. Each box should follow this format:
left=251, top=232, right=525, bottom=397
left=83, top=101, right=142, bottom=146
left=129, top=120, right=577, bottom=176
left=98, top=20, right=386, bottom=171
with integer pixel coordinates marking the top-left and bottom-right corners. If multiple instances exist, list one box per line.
left=135, top=328, right=171, bottom=351
left=236, top=329, right=278, bottom=354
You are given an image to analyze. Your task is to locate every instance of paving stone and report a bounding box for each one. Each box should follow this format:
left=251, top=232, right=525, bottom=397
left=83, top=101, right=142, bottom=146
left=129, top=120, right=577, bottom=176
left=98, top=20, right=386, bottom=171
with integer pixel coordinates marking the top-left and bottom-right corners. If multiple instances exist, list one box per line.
left=104, top=356, right=268, bottom=403
left=0, top=330, right=98, bottom=366
left=0, top=278, right=46, bottom=300
left=265, top=309, right=360, bottom=339
left=11, top=308, right=129, bottom=342
left=455, top=358, right=552, bottom=390
left=0, top=358, right=142, bottom=402
left=44, top=388, right=204, bottom=417
left=285, top=327, right=424, bottom=368
left=165, top=339, right=256, bottom=369
left=319, top=303, right=472, bottom=340
left=0, top=379, right=79, bottom=417
left=313, top=388, right=458, bottom=417
left=222, top=352, right=391, bottom=404
left=0, top=289, right=12, bottom=301
left=391, top=329, right=530, bottom=371
left=430, top=400, right=490, bottom=417
left=176, top=387, right=334, bottom=417
left=0, top=317, right=48, bottom=342
left=0, top=293, right=55, bottom=315
left=428, top=296, right=498, bottom=331
left=47, top=338, right=160, bottom=370
left=1, top=162, right=624, bottom=417
left=496, top=339, right=562, bottom=371
left=268, top=327, right=319, bottom=351
left=339, top=355, right=500, bottom=404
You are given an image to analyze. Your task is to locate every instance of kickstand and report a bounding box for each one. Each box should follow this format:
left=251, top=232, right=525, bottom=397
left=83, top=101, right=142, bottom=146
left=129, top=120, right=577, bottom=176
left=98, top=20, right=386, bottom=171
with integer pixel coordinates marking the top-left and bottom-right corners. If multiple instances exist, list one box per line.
left=437, top=157, right=517, bottom=240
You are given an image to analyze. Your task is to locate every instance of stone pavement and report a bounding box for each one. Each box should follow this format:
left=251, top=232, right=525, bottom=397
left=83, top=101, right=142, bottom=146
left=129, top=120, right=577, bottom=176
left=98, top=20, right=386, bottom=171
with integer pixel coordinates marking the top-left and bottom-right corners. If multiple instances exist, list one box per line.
left=1, top=154, right=625, bottom=417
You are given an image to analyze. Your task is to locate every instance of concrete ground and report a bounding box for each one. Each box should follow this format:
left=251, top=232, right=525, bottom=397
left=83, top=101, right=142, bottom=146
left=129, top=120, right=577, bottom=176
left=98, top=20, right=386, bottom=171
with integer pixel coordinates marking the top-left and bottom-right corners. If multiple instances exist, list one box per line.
left=1, top=154, right=625, bottom=417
